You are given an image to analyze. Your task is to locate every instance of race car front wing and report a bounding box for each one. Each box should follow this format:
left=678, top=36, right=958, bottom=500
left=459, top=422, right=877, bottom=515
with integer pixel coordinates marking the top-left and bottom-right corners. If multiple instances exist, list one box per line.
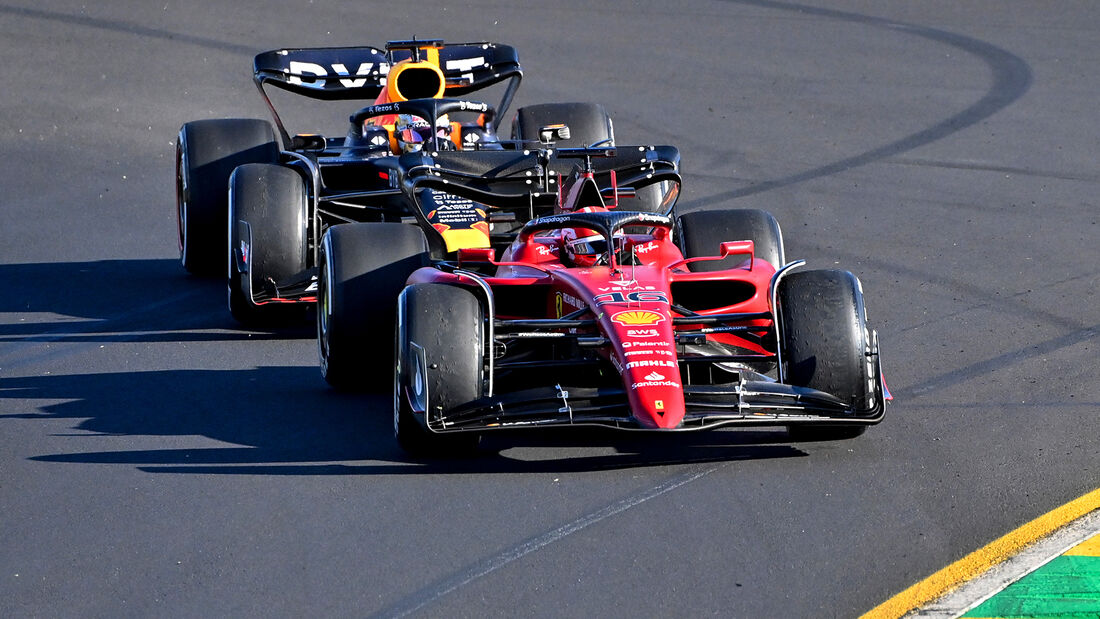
left=402, top=360, right=888, bottom=435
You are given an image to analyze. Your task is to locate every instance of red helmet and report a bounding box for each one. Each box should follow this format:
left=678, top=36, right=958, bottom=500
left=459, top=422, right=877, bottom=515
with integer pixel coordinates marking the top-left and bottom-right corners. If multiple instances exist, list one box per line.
left=561, top=207, right=620, bottom=267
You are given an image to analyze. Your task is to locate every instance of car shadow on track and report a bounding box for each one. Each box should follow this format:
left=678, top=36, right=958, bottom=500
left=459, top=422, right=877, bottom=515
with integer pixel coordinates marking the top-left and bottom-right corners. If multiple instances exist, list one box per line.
left=9, top=365, right=809, bottom=474
left=0, top=259, right=315, bottom=342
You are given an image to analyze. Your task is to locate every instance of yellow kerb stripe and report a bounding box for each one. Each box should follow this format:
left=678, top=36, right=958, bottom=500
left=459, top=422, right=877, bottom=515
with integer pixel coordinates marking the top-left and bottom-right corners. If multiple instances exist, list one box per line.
left=860, top=487, right=1100, bottom=618
left=1066, top=533, right=1100, bottom=556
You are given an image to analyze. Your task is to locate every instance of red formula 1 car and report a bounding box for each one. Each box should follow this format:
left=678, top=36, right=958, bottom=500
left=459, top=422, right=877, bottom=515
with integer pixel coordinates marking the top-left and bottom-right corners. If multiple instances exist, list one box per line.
left=320, top=147, right=888, bottom=454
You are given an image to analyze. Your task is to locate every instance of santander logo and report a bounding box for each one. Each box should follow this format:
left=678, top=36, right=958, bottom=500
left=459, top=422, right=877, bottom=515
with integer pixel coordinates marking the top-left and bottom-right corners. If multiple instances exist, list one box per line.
left=631, top=372, right=681, bottom=390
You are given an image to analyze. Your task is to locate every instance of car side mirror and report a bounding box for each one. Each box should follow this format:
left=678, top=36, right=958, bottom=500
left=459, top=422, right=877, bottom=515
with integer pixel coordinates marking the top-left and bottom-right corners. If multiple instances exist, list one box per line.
left=538, top=123, right=571, bottom=144
left=720, top=240, right=754, bottom=269
left=291, top=133, right=326, bottom=151
left=457, top=247, right=495, bottom=266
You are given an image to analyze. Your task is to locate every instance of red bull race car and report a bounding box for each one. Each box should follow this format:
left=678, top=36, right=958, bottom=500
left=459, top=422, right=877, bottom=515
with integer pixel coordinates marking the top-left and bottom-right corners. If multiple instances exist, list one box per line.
left=316, top=146, right=889, bottom=455
left=174, top=39, right=650, bottom=325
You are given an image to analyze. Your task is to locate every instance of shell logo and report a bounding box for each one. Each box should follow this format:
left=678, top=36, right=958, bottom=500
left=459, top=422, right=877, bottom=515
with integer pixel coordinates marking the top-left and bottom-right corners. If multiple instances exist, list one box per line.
left=611, top=310, right=664, bottom=326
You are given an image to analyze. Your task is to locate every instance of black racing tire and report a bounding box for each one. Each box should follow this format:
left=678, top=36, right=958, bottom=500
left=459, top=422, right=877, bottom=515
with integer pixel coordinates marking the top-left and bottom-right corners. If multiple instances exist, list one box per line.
left=618, top=181, right=673, bottom=215
left=777, top=269, right=872, bottom=440
left=676, top=208, right=785, bottom=272
left=511, top=102, right=614, bottom=147
left=318, top=223, right=429, bottom=390
left=176, top=119, right=279, bottom=276
left=227, top=163, right=309, bottom=326
left=394, top=283, right=483, bottom=456
left=511, top=102, right=671, bottom=214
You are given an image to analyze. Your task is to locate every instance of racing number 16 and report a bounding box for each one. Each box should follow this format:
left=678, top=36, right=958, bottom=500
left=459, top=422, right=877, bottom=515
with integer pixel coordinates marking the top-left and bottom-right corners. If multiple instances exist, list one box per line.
left=594, top=291, right=669, bottom=305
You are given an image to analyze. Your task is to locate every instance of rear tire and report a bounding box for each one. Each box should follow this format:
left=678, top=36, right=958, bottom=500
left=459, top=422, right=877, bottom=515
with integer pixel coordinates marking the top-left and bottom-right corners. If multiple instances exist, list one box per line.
left=317, top=223, right=429, bottom=390
left=618, top=182, right=674, bottom=215
left=511, top=101, right=673, bottom=214
left=507, top=102, right=623, bottom=228
left=511, top=102, right=614, bottom=147
left=176, top=119, right=278, bottom=276
left=394, top=284, right=483, bottom=456
left=227, top=163, right=309, bottom=326
left=777, top=269, right=873, bottom=440
left=677, top=208, right=785, bottom=272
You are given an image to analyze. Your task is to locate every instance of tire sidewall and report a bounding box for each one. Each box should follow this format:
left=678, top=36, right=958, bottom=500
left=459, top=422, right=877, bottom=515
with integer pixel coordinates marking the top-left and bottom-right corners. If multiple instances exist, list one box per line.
left=175, top=119, right=278, bottom=276
left=394, top=283, right=484, bottom=454
left=226, top=163, right=309, bottom=325
left=778, top=269, right=871, bottom=410
left=317, top=223, right=429, bottom=389
left=676, top=208, right=785, bottom=272
left=512, top=102, right=614, bottom=147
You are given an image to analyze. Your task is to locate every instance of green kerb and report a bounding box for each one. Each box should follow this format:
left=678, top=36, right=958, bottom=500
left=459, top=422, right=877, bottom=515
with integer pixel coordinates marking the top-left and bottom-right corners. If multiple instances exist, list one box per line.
left=962, top=555, right=1100, bottom=618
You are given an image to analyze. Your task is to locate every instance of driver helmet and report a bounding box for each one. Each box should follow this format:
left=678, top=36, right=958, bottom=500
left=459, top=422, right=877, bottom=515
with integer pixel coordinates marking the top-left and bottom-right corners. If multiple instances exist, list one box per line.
left=395, top=114, right=452, bottom=153
left=561, top=207, right=621, bottom=267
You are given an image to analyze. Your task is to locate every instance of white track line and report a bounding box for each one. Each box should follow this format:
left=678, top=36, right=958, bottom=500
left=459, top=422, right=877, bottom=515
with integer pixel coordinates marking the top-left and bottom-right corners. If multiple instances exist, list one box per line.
left=383, top=464, right=725, bottom=618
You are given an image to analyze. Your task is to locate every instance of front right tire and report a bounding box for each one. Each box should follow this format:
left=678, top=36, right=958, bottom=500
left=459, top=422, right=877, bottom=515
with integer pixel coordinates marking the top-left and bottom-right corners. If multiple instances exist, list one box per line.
left=676, top=208, right=785, bottom=271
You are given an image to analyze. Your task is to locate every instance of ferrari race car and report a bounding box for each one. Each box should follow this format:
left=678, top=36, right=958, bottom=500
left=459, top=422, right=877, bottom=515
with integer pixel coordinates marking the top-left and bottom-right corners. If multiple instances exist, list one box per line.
left=317, top=145, right=889, bottom=455
left=174, top=39, right=658, bottom=325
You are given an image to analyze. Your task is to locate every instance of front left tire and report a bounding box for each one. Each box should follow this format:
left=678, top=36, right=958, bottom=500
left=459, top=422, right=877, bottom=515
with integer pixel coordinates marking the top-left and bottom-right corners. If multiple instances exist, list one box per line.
left=394, top=283, right=484, bottom=456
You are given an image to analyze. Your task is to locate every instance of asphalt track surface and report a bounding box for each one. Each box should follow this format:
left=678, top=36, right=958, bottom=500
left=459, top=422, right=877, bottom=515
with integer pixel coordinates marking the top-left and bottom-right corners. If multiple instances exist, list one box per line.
left=1, top=1, right=1097, bottom=616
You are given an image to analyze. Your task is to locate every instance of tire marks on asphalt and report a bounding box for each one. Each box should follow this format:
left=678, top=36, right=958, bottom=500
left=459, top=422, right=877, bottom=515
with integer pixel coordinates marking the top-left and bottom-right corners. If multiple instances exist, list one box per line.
left=0, top=5, right=255, bottom=56
left=678, top=0, right=1032, bottom=207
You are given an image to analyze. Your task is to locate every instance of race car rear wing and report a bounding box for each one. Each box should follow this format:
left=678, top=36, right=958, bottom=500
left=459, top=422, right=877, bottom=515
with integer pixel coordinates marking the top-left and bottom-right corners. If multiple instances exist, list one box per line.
left=253, top=41, right=522, bottom=141
left=394, top=147, right=683, bottom=258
